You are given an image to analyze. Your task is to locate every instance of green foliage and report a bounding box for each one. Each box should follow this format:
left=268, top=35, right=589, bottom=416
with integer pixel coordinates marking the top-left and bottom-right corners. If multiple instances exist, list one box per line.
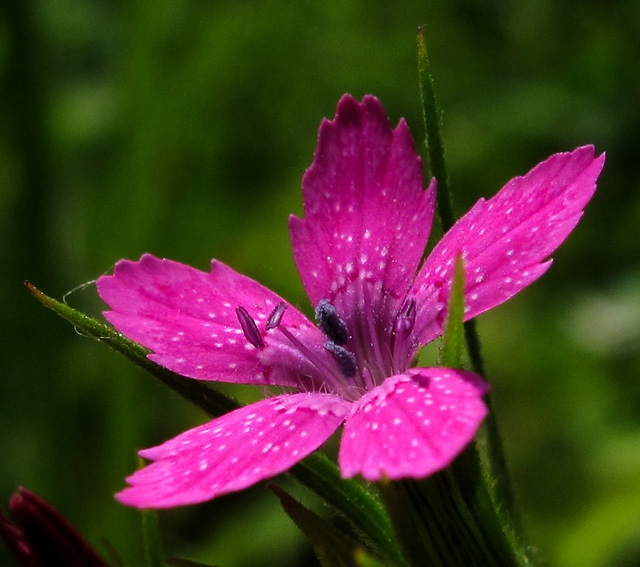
left=141, top=505, right=166, bottom=567
left=272, top=485, right=368, bottom=567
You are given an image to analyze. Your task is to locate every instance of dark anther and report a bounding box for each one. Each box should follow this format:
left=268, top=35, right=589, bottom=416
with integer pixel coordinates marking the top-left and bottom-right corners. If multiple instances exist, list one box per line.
left=324, top=341, right=357, bottom=378
left=315, top=299, right=349, bottom=345
left=265, top=301, right=288, bottom=330
left=395, top=298, right=416, bottom=339
left=235, top=306, right=265, bottom=348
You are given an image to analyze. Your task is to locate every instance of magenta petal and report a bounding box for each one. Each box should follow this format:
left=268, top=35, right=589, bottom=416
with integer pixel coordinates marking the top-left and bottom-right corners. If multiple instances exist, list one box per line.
left=290, top=94, right=435, bottom=309
left=411, top=146, right=605, bottom=346
left=97, top=254, right=320, bottom=388
left=117, top=393, right=349, bottom=508
left=339, top=368, right=489, bottom=480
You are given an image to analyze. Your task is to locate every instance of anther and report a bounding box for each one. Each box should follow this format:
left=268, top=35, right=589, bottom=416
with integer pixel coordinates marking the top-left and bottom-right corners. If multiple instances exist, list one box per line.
left=315, top=299, right=349, bottom=345
left=265, top=301, right=287, bottom=330
left=395, top=298, right=416, bottom=339
left=324, top=341, right=357, bottom=378
left=235, top=306, right=264, bottom=348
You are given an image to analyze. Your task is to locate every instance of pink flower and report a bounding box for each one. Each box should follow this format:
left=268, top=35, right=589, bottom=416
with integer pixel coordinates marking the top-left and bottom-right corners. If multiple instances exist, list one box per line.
left=97, top=95, right=604, bottom=508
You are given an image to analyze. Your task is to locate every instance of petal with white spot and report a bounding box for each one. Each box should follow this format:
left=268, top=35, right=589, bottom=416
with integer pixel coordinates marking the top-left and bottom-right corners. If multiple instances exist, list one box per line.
left=339, top=368, right=489, bottom=481
left=97, top=254, right=321, bottom=388
left=290, top=95, right=435, bottom=312
left=117, top=393, right=349, bottom=508
left=411, top=146, right=605, bottom=347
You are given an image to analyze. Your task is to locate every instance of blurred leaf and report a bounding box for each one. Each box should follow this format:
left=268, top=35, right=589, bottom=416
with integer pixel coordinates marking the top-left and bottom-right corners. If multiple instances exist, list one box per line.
left=271, top=485, right=368, bottom=567
left=353, top=548, right=388, bottom=567
left=166, top=558, right=217, bottom=567
left=290, top=454, right=406, bottom=567
left=141, top=506, right=165, bottom=567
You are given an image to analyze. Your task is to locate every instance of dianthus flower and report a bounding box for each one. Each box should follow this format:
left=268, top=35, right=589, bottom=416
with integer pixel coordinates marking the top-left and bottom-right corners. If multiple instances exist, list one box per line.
left=97, top=95, right=604, bottom=508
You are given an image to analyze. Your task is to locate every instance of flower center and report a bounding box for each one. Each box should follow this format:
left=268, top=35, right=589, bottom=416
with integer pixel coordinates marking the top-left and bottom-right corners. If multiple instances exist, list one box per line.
left=235, top=302, right=358, bottom=397
left=314, top=299, right=359, bottom=379
left=234, top=297, right=417, bottom=399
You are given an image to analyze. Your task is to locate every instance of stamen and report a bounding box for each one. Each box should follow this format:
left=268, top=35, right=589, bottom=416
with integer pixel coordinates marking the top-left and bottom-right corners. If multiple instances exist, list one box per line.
left=315, top=299, right=349, bottom=345
left=266, top=301, right=287, bottom=330
left=267, top=303, right=356, bottom=393
left=277, top=326, right=341, bottom=383
left=395, top=298, right=416, bottom=339
left=324, top=341, right=357, bottom=378
left=235, top=306, right=264, bottom=348
left=391, top=297, right=418, bottom=373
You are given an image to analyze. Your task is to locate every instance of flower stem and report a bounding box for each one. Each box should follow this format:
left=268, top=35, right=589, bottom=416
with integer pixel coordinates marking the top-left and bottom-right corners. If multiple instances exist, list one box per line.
left=417, top=26, right=454, bottom=232
left=416, top=28, right=532, bottom=566
left=381, top=463, right=518, bottom=567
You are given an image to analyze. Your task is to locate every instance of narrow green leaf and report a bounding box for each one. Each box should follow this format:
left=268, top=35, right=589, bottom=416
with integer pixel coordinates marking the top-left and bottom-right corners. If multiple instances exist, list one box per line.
left=450, top=446, right=533, bottom=567
left=417, top=26, right=454, bottom=232
left=438, top=254, right=465, bottom=369
left=382, top=471, right=523, bottom=567
left=27, top=283, right=405, bottom=566
left=417, top=27, right=486, bottom=377
left=140, top=498, right=166, bottom=567
left=272, top=484, right=365, bottom=567
left=291, top=453, right=407, bottom=567
left=26, top=281, right=239, bottom=417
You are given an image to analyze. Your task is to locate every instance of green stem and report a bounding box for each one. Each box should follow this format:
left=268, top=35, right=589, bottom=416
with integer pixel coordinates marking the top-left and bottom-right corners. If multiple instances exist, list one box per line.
left=381, top=468, right=517, bottom=567
left=417, top=26, right=454, bottom=232
left=416, top=29, right=532, bottom=566
left=289, top=455, right=407, bottom=566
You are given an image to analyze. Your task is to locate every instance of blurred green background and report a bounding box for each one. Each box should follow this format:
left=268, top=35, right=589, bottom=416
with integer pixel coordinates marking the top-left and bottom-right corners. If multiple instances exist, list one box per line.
left=1, top=1, right=639, bottom=566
